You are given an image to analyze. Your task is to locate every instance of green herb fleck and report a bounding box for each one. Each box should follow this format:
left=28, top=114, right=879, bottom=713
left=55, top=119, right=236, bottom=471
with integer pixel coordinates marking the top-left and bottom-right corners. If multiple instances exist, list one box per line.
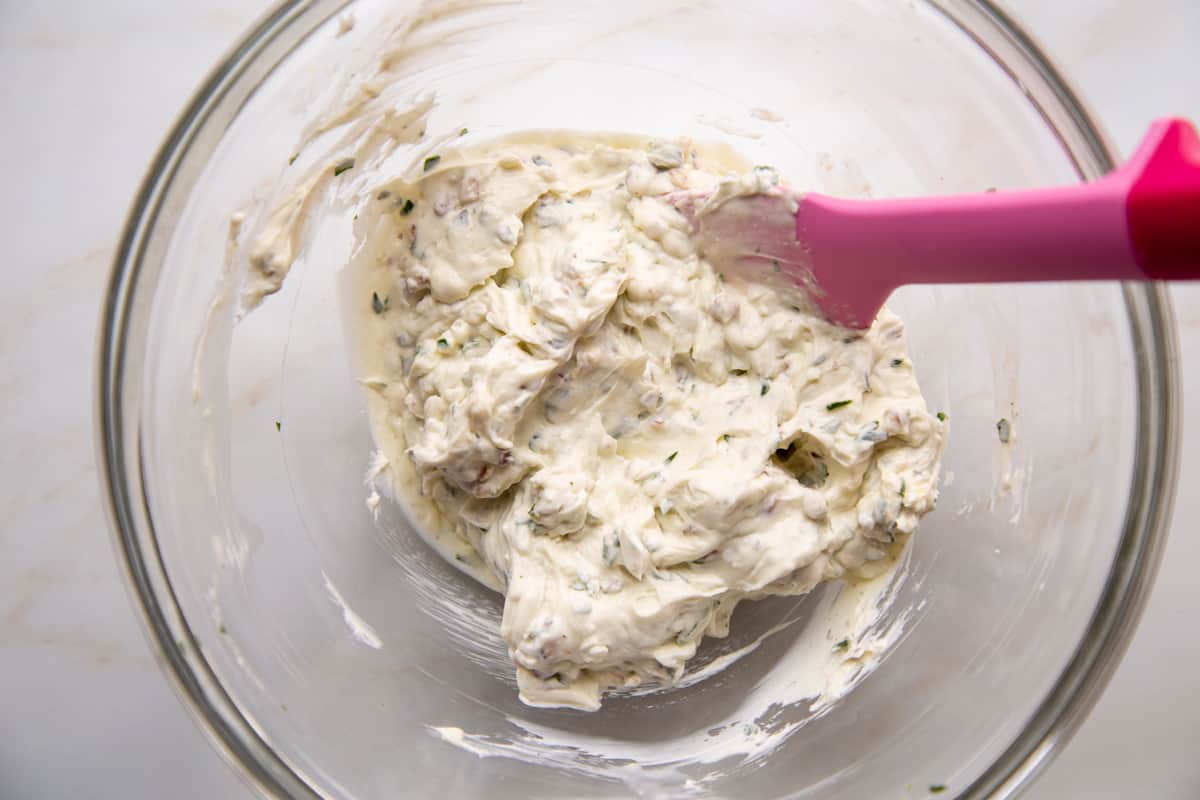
left=454, top=554, right=467, bottom=563
left=722, top=434, right=732, bottom=443
left=997, top=417, right=1011, bottom=444
left=891, top=358, right=904, bottom=367
left=218, top=623, right=228, bottom=635
left=826, top=399, right=853, bottom=411
left=275, top=420, right=281, bottom=432
left=437, top=337, right=449, bottom=349
left=731, top=368, right=748, bottom=376
left=936, top=411, right=947, bottom=422
left=666, top=451, right=679, bottom=463
left=287, top=153, right=298, bottom=166
left=333, top=158, right=355, bottom=176
left=423, top=155, right=441, bottom=171
left=675, top=616, right=705, bottom=645
left=929, top=786, right=947, bottom=795
left=459, top=127, right=469, bottom=136
left=372, top=291, right=388, bottom=315
left=760, top=381, right=771, bottom=396
left=602, top=531, right=621, bottom=566
left=400, top=198, right=415, bottom=215
left=833, top=638, right=849, bottom=652
left=280, top=703, right=288, bottom=712
left=899, top=479, right=906, bottom=499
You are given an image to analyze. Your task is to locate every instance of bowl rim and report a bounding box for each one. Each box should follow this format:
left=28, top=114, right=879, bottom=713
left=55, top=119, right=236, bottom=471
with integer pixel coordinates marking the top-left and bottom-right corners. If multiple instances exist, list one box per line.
left=96, top=1, right=1181, bottom=797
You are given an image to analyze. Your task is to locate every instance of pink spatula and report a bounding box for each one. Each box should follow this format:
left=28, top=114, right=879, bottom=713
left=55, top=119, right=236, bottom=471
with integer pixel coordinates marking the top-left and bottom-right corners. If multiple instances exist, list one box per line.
left=692, top=117, right=1200, bottom=328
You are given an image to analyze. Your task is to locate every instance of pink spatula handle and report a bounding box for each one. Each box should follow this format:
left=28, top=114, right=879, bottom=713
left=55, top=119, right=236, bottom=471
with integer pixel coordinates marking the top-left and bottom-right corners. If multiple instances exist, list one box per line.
left=1127, top=119, right=1200, bottom=279
left=799, top=118, right=1200, bottom=326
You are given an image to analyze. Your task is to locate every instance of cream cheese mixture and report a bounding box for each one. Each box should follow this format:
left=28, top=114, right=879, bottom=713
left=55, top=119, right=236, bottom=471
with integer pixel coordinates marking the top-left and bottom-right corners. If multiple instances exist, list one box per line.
left=350, top=131, right=944, bottom=711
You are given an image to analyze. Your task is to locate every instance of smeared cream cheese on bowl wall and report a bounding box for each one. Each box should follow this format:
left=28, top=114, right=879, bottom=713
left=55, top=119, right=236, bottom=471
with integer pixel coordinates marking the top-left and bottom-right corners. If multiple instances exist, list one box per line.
left=346, top=130, right=944, bottom=711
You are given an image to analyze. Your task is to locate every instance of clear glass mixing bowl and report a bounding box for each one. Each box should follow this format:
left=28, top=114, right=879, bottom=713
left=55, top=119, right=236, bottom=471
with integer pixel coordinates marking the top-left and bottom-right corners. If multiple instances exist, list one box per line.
left=98, top=0, right=1180, bottom=797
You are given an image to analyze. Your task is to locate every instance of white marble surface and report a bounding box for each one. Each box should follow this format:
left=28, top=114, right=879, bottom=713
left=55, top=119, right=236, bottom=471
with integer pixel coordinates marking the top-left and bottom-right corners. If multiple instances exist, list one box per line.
left=1, top=1, right=1196, bottom=797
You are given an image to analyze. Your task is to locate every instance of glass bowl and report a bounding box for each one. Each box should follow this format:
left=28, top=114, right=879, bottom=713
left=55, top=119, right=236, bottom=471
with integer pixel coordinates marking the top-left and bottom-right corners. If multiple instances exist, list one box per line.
left=98, top=0, right=1180, bottom=797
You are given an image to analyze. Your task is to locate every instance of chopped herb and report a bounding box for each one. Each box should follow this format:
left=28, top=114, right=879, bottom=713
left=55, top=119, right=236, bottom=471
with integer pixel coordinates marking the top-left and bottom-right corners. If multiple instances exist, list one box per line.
left=532, top=154, right=550, bottom=167
left=437, top=337, right=449, bottom=349
left=218, top=623, right=228, bottom=635
left=281, top=703, right=288, bottom=711
left=275, top=420, right=281, bottom=432
left=731, top=368, right=748, bottom=376
left=423, top=155, right=441, bottom=171
left=666, top=451, right=679, bottom=463
left=936, top=411, right=947, bottom=422
left=833, top=638, right=849, bottom=652
left=400, top=198, right=415, bottom=215
left=371, top=291, right=388, bottom=315
left=333, top=158, right=355, bottom=176
left=722, top=433, right=732, bottom=443
left=997, top=417, right=1011, bottom=444
left=454, top=554, right=467, bottom=563
left=826, top=399, right=853, bottom=411
left=287, top=153, right=298, bottom=166
left=602, top=531, right=621, bottom=566
left=891, top=358, right=904, bottom=367
left=929, top=786, right=947, bottom=795
left=859, top=420, right=888, bottom=443
left=675, top=616, right=705, bottom=645
left=760, top=381, right=771, bottom=396
left=459, top=127, right=469, bottom=136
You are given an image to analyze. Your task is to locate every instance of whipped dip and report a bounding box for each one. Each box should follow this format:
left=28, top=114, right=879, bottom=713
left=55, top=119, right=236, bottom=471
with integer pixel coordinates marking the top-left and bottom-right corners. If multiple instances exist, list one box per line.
left=348, top=130, right=944, bottom=710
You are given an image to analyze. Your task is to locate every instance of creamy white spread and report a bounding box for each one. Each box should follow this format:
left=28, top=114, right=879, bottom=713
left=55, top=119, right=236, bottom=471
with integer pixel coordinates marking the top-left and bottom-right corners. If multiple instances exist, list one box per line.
left=350, top=131, right=943, bottom=710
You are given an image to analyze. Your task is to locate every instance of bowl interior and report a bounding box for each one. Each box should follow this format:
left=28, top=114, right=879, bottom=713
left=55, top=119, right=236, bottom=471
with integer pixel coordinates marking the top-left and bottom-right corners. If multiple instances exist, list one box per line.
left=133, top=0, right=1144, bottom=797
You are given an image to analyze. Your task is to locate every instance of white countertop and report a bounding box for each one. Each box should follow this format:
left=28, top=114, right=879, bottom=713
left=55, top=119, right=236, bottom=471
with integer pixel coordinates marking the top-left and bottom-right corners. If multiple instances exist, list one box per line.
left=1, top=1, right=1197, bottom=797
